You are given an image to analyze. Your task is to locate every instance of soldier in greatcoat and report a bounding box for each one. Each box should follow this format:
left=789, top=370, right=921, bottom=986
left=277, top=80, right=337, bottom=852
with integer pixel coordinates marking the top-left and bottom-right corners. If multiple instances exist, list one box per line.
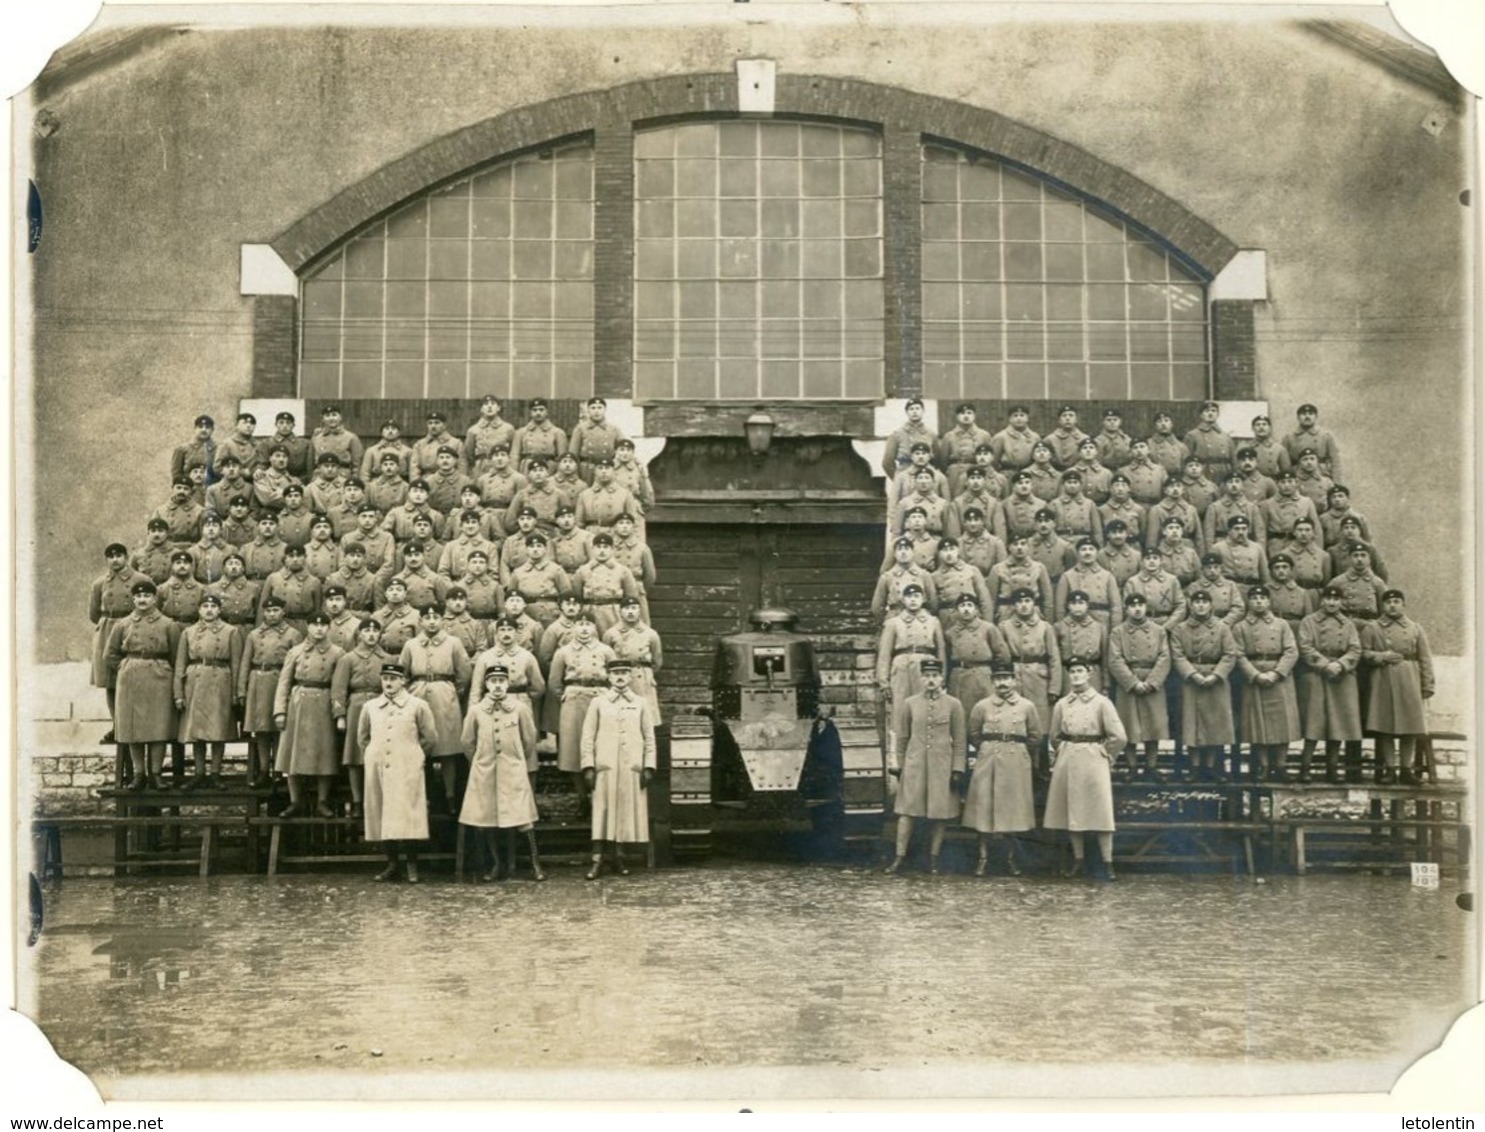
left=464, top=394, right=518, bottom=472
left=1295, top=584, right=1363, bottom=783
left=173, top=593, right=242, bottom=790
left=472, top=617, right=548, bottom=772
left=91, top=543, right=151, bottom=743
left=1043, top=658, right=1126, bottom=881
left=331, top=617, right=391, bottom=819
left=1001, top=587, right=1062, bottom=780
left=1183, top=400, right=1235, bottom=484
left=572, top=533, right=640, bottom=636
left=938, top=403, right=993, bottom=497
left=1055, top=537, right=1122, bottom=627
left=872, top=537, right=938, bottom=620
left=1360, top=590, right=1435, bottom=785
left=603, top=596, right=664, bottom=720
left=1105, top=593, right=1171, bottom=781
left=1231, top=585, right=1301, bottom=781
left=943, top=593, right=1008, bottom=711
left=551, top=615, right=619, bottom=811
left=460, top=665, right=544, bottom=883
left=963, top=659, right=1042, bottom=876
left=580, top=659, right=658, bottom=879
left=508, top=533, right=573, bottom=628
left=875, top=583, right=946, bottom=717
left=400, top=603, right=474, bottom=814
left=883, top=659, right=966, bottom=875
left=1169, top=590, right=1238, bottom=782
left=360, top=662, right=440, bottom=883
left=235, top=596, right=300, bottom=786
left=273, top=612, right=346, bottom=817
left=986, top=534, right=1054, bottom=624
left=1054, top=591, right=1108, bottom=694
left=511, top=399, right=568, bottom=474
left=929, top=537, right=992, bottom=631
left=105, top=580, right=183, bottom=790
left=882, top=396, right=938, bottom=477
left=988, top=405, right=1038, bottom=472
left=569, top=397, right=627, bottom=483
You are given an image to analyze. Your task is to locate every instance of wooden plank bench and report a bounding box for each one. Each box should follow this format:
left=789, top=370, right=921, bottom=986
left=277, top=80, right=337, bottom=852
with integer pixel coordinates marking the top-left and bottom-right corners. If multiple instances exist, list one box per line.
left=31, top=814, right=247, bottom=879
left=1288, top=818, right=1472, bottom=875
left=250, top=816, right=462, bottom=876
left=1115, top=820, right=1273, bottom=878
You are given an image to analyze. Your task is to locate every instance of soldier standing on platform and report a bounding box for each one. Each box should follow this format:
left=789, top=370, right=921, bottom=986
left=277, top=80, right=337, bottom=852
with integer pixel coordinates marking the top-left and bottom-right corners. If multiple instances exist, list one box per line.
left=1232, top=585, right=1300, bottom=782
left=236, top=596, right=300, bottom=787
left=989, top=404, right=1038, bottom=472
left=1106, top=593, right=1171, bottom=781
left=215, top=412, right=262, bottom=478
left=1266, top=554, right=1317, bottom=635
left=569, top=396, right=626, bottom=482
left=992, top=470, right=1043, bottom=546
left=1043, top=405, right=1088, bottom=470
left=348, top=505, right=402, bottom=580
left=1056, top=537, right=1122, bottom=626
left=1054, top=591, right=1108, bottom=693
left=1070, top=438, right=1114, bottom=505
left=360, top=662, right=439, bottom=883
left=881, top=396, right=937, bottom=477
left=963, top=659, right=1041, bottom=875
left=1123, top=546, right=1186, bottom=629
left=367, top=452, right=411, bottom=516
left=1024, top=442, right=1063, bottom=503
left=1177, top=454, right=1220, bottom=517
left=1122, top=438, right=1168, bottom=508
left=1284, top=402, right=1341, bottom=481
left=325, top=542, right=377, bottom=614
left=259, top=544, right=321, bottom=633
left=511, top=398, right=567, bottom=474
left=91, top=544, right=150, bottom=743
left=1261, top=470, right=1322, bottom=559
left=241, top=513, right=288, bottom=583
left=472, top=617, right=547, bottom=768
left=273, top=612, right=345, bottom=817
left=1146, top=479, right=1204, bottom=556
left=955, top=507, right=1006, bottom=580
left=476, top=445, right=527, bottom=534
left=873, top=536, right=939, bottom=620
left=1145, top=411, right=1189, bottom=479
left=580, top=659, right=658, bottom=880
left=944, top=592, right=1008, bottom=711
left=575, top=458, right=643, bottom=530
left=1044, top=658, right=1125, bottom=880
left=929, top=538, right=991, bottom=630
left=371, top=577, right=423, bottom=657
left=1183, top=400, right=1235, bottom=484
left=1093, top=408, right=1134, bottom=470
left=322, top=586, right=360, bottom=652
left=1189, top=552, right=1247, bottom=626
left=1248, top=415, right=1292, bottom=481
left=1096, top=519, right=1143, bottom=590
left=173, top=593, right=242, bottom=790
left=460, top=664, right=544, bottom=883
left=550, top=452, right=587, bottom=510
left=604, top=596, right=663, bottom=719
left=1211, top=514, right=1269, bottom=597
left=1319, top=485, right=1371, bottom=549
left=938, top=403, right=993, bottom=497
left=947, top=467, right=1000, bottom=539
left=500, top=592, right=544, bottom=653
left=206, top=457, right=253, bottom=521
left=611, top=438, right=654, bottom=542
left=361, top=418, right=413, bottom=481
left=105, top=580, right=182, bottom=791
left=332, top=617, right=390, bottom=819
left=1233, top=446, right=1277, bottom=505
left=172, top=414, right=217, bottom=486
left=610, top=513, right=657, bottom=623
left=413, top=411, right=465, bottom=477
left=302, top=515, right=341, bottom=582
left=158, top=550, right=207, bottom=628
left=465, top=394, right=517, bottom=472
left=441, top=587, right=488, bottom=661
left=133, top=518, right=175, bottom=585
left=400, top=603, right=473, bottom=814
left=1001, top=587, right=1061, bottom=779
left=251, top=445, right=300, bottom=516
left=550, top=507, right=594, bottom=577
left=551, top=615, right=618, bottom=813
left=1205, top=473, right=1266, bottom=549
left=875, top=584, right=946, bottom=724
left=1048, top=471, right=1102, bottom=546
left=152, top=478, right=205, bottom=546
left=1361, top=590, right=1435, bottom=785
left=1028, top=508, right=1076, bottom=587
left=426, top=446, right=474, bottom=517
left=509, top=534, right=573, bottom=628
left=1155, top=517, right=1201, bottom=587
left=1296, top=585, right=1364, bottom=784
left=1292, top=449, right=1335, bottom=512
left=1169, top=589, right=1238, bottom=782
left=505, top=461, right=564, bottom=536
left=309, top=405, right=361, bottom=477
left=987, top=534, right=1054, bottom=624
left=456, top=549, right=504, bottom=624
left=884, top=659, right=965, bottom=875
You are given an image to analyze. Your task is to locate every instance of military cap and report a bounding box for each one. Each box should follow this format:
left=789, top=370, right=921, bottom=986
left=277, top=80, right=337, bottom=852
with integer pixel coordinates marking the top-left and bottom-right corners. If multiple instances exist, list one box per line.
left=592, top=533, right=614, bottom=547
left=524, top=533, right=548, bottom=547
left=483, top=664, right=510, bottom=680
left=1182, top=454, right=1206, bottom=467
left=1075, top=536, right=1098, bottom=550
left=1201, top=552, right=1223, bottom=566
left=1247, top=584, right=1271, bottom=599
left=1007, top=404, right=1029, bottom=416
left=1188, top=588, right=1212, bottom=602
left=619, top=595, right=642, bottom=608
left=893, top=536, right=914, bottom=550
left=417, top=602, right=446, bottom=618
left=481, top=394, right=502, bottom=405
left=489, top=443, right=511, bottom=455
left=1140, top=546, right=1164, bottom=559
left=616, top=438, right=636, bottom=450
left=1153, top=410, right=1173, bottom=423
left=1077, top=436, right=1099, bottom=450
left=147, top=518, right=170, bottom=531
left=1200, top=400, right=1220, bottom=411
left=1103, top=519, right=1128, bottom=533
left=218, top=454, right=243, bottom=467
left=1124, top=592, right=1148, bottom=606
left=904, top=396, right=925, bottom=409
left=380, top=663, right=407, bottom=678
left=1251, top=414, right=1271, bottom=425
left=530, top=398, right=550, bottom=409
left=283, top=544, right=307, bottom=557
left=194, top=414, right=215, bottom=428
left=493, top=616, right=519, bottom=630
left=261, top=595, right=286, bottom=609
left=593, top=457, right=614, bottom=468
left=1102, top=408, right=1122, bottom=419
left=1381, top=588, right=1405, bottom=602
left=458, top=510, right=483, bottom=524
left=555, top=505, right=576, bottom=518
left=223, top=552, right=246, bottom=566
left=402, top=541, right=427, bottom=555
left=323, top=584, right=347, bottom=598
left=282, top=483, right=304, bottom=496
left=379, top=451, right=402, bottom=465
left=171, top=476, right=193, bottom=488
left=265, top=444, right=289, bottom=458
left=467, top=550, right=490, bottom=562
left=104, top=543, right=128, bottom=557
left=170, top=550, right=194, bottom=564
left=198, top=593, right=222, bottom=607
left=1061, top=470, right=1084, bottom=482
left=437, top=445, right=459, bottom=458
left=1298, top=403, right=1319, bottom=414
left=962, top=507, right=985, bottom=521
left=445, top=586, right=467, bottom=599
left=517, top=506, right=539, bottom=518
left=1235, top=447, right=1258, bottom=461
left=937, top=536, right=959, bottom=549
left=1223, top=472, right=1244, bottom=485
left=606, top=658, right=634, bottom=672
left=1226, top=515, right=1250, bottom=529
left=919, top=659, right=944, bottom=674
left=954, top=402, right=976, bottom=414
left=1269, top=553, right=1294, bottom=567
left=989, top=659, right=1017, bottom=675
left=316, top=453, right=342, bottom=466
left=1065, top=657, right=1092, bottom=671
left=1010, top=587, right=1037, bottom=602
left=909, top=442, right=933, bottom=454
left=1321, top=583, right=1346, bottom=598
left=425, top=411, right=446, bottom=422
left=904, top=505, right=929, bottom=518
left=1067, top=589, right=1090, bottom=604
left=966, top=465, right=987, bottom=478
left=1012, top=471, right=1033, bottom=484
left=356, top=504, right=381, bottom=517
left=1057, top=403, right=1078, bottom=415
left=380, top=419, right=403, bottom=431
left=131, top=580, right=158, bottom=596
left=383, top=577, right=408, bottom=591
left=1034, top=508, right=1056, bottom=522
left=901, top=583, right=925, bottom=597
left=237, top=412, right=257, bottom=425
left=408, top=479, right=430, bottom=491
left=1327, top=484, right=1351, bottom=498
left=1109, top=474, right=1131, bottom=487
left=526, top=459, right=549, bottom=472
left=587, top=396, right=608, bottom=408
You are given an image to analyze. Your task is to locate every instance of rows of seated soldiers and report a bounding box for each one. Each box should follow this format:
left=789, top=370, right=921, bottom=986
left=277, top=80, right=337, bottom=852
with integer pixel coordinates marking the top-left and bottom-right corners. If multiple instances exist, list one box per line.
left=874, top=398, right=1436, bottom=786
left=90, top=395, right=664, bottom=819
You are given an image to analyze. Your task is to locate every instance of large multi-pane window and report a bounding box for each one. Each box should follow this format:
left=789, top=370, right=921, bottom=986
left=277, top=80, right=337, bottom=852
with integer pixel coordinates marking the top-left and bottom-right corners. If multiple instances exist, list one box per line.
left=299, top=141, right=594, bottom=400
left=632, top=121, right=884, bottom=400
left=920, top=143, right=1208, bottom=401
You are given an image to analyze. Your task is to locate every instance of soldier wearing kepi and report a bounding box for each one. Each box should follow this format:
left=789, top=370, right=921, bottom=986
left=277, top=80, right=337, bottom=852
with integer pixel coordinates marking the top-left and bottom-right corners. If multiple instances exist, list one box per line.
left=1360, top=589, right=1435, bottom=785
left=1231, top=584, right=1301, bottom=781
left=883, top=659, right=966, bottom=876
left=581, top=658, right=658, bottom=880
left=460, top=664, right=544, bottom=883
left=963, top=659, right=1042, bottom=876
left=360, top=662, right=439, bottom=883
left=1044, top=658, right=1126, bottom=881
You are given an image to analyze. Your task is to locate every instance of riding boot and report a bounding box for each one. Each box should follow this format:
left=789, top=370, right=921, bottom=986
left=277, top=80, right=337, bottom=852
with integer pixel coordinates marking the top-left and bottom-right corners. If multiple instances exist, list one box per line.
left=585, top=848, right=604, bottom=881
left=481, top=830, right=501, bottom=882
left=525, top=829, right=546, bottom=882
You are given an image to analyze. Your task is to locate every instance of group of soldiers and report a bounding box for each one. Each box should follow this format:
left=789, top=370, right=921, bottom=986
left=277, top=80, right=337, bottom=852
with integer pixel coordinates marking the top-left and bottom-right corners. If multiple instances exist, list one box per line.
left=875, top=399, right=1435, bottom=880
left=89, top=396, right=664, bottom=881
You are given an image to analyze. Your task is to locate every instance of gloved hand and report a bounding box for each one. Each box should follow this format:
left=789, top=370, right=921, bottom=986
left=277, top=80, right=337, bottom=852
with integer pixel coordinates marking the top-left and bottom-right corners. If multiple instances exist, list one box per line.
left=950, top=770, right=966, bottom=796
left=640, top=767, right=654, bottom=789
left=583, top=767, right=596, bottom=790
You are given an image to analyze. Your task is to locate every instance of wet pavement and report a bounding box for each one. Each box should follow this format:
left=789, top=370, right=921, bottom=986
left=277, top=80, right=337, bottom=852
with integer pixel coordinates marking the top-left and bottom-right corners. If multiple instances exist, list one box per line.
left=19, top=861, right=1478, bottom=1101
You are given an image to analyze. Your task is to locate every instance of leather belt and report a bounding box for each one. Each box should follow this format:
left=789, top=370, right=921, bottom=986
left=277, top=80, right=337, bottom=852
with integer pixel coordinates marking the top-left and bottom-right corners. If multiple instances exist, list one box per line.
left=1014, top=654, right=1050, bottom=664
left=952, top=660, right=995, bottom=669
left=125, top=652, right=171, bottom=660
left=1246, top=651, right=1285, bottom=660
left=566, top=679, right=608, bottom=687
left=251, top=662, right=284, bottom=671
left=586, top=597, right=623, bottom=605
left=418, top=675, right=455, bottom=683
left=295, top=680, right=331, bottom=690
left=978, top=732, right=1029, bottom=742
left=1063, top=658, right=1101, bottom=668
left=189, top=659, right=232, bottom=668
left=893, top=647, right=937, bottom=657
left=1059, top=733, right=1107, bottom=742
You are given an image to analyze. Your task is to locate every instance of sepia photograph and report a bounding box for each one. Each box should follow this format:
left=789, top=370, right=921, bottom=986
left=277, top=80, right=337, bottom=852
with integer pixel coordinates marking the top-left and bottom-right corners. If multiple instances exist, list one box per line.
left=6, top=0, right=1482, bottom=1109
